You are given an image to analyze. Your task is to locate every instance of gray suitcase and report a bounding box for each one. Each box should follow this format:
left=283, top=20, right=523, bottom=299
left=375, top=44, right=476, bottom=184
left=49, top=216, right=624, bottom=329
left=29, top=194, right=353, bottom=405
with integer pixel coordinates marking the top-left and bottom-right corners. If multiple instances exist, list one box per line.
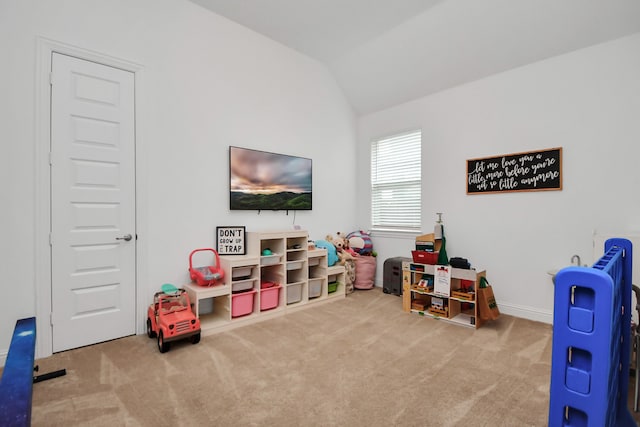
left=383, top=257, right=410, bottom=296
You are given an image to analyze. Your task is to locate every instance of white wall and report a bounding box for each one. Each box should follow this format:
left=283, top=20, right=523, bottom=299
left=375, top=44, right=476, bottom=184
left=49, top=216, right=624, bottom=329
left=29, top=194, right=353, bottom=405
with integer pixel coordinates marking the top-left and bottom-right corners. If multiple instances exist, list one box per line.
left=358, top=33, right=640, bottom=323
left=0, top=0, right=357, bottom=360
left=3, top=1, right=638, bottom=362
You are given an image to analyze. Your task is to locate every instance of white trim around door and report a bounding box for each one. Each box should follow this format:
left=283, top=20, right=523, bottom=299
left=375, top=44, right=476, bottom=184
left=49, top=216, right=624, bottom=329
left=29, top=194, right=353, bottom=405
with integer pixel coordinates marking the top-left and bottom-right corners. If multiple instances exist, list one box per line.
left=35, top=37, right=148, bottom=359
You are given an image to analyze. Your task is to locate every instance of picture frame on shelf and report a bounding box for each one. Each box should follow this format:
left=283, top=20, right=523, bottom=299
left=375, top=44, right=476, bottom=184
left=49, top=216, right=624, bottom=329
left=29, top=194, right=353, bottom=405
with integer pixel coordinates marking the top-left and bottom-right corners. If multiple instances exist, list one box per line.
left=216, top=226, right=246, bottom=255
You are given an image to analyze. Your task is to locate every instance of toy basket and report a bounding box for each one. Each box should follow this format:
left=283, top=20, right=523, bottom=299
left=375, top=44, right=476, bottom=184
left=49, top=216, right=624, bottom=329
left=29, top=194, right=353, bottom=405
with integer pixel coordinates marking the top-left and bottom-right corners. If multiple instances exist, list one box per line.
left=189, top=248, right=225, bottom=286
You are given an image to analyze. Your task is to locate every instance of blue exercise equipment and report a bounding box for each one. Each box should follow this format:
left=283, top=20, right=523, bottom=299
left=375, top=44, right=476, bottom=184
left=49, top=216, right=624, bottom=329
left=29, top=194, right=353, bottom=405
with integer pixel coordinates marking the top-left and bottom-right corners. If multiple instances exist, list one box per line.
left=548, top=238, right=635, bottom=426
left=0, top=317, right=66, bottom=426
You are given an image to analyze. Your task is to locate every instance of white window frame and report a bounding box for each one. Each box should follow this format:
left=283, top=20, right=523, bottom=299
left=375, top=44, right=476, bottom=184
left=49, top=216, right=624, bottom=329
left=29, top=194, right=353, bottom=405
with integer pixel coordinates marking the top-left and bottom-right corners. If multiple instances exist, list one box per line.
left=370, top=130, right=422, bottom=234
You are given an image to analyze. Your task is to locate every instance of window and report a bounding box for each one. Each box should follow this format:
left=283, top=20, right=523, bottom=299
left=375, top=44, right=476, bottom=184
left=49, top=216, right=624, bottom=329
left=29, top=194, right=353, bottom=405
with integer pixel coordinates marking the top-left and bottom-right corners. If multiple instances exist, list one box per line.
left=370, top=130, right=421, bottom=232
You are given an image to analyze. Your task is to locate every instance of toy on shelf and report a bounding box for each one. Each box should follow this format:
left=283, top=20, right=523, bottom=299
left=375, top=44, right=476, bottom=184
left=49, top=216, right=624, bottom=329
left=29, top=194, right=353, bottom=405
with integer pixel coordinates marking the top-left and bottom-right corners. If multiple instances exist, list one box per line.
left=189, top=248, right=225, bottom=286
left=346, top=230, right=373, bottom=255
left=326, top=232, right=358, bottom=265
left=147, top=284, right=201, bottom=353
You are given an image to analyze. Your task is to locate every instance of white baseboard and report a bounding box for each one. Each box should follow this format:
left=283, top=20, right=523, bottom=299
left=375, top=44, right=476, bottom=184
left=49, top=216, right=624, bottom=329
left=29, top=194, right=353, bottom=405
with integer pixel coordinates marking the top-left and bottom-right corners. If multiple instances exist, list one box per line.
left=373, top=283, right=554, bottom=325
left=496, top=302, right=553, bottom=324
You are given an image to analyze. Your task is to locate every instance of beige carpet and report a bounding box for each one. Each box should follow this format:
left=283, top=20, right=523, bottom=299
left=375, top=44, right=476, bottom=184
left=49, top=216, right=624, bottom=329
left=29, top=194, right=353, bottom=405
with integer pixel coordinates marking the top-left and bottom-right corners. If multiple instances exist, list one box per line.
left=27, top=288, right=640, bottom=426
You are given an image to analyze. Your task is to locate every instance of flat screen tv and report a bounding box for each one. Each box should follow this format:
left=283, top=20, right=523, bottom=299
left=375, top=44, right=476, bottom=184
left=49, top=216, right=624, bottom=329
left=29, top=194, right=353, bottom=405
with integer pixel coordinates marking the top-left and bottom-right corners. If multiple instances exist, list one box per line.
left=229, top=146, right=312, bottom=211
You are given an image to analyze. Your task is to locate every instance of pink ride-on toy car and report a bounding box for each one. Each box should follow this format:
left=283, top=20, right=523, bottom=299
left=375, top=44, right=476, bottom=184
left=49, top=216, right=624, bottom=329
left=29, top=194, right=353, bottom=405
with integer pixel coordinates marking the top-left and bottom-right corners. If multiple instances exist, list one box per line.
left=147, top=284, right=201, bottom=353
left=189, top=248, right=225, bottom=286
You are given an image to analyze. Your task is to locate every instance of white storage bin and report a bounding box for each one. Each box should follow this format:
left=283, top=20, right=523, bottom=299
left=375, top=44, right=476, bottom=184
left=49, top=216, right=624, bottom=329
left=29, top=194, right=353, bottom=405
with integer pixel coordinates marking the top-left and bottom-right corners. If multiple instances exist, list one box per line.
left=286, top=260, right=304, bottom=270
left=261, top=254, right=281, bottom=266
left=308, top=257, right=320, bottom=267
left=232, top=266, right=253, bottom=279
left=287, top=283, right=303, bottom=304
left=308, top=278, right=322, bottom=298
left=232, top=279, right=255, bottom=293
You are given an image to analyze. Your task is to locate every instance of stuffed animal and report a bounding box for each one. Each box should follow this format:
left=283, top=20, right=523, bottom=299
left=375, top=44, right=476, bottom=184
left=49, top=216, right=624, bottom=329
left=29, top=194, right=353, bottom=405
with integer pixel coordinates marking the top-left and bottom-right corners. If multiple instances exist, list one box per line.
left=346, top=230, right=373, bottom=255
left=337, top=232, right=359, bottom=258
left=326, top=233, right=354, bottom=265
left=314, top=239, right=339, bottom=266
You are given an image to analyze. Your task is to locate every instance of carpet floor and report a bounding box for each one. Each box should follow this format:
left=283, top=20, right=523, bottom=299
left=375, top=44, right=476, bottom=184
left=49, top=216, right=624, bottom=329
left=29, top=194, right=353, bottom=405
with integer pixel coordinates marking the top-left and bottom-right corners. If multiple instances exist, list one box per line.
left=27, top=288, right=640, bottom=426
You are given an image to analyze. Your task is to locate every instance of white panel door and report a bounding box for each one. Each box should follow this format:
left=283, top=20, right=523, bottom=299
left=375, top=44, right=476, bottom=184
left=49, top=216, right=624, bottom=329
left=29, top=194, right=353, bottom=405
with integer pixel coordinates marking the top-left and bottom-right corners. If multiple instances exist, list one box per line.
left=50, top=53, right=136, bottom=352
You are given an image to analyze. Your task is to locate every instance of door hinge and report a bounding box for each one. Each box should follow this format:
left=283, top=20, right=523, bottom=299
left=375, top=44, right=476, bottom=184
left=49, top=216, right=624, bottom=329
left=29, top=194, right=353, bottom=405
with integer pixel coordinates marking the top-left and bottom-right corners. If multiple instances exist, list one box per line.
left=48, top=152, right=52, bottom=166
left=50, top=312, right=54, bottom=326
left=49, top=233, right=53, bottom=246
left=49, top=72, right=53, bottom=85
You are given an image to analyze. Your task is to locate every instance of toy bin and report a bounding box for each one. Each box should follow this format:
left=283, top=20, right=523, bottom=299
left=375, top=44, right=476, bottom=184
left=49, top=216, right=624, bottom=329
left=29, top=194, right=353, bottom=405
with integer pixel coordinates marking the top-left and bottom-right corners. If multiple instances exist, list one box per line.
left=189, top=248, right=225, bottom=286
left=232, top=266, right=253, bottom=280
left=232, top=279, right=255, bottom=293
left=286, top=260, right=304, bottom=270
left=412, top=250, right=439, bottom=265
left=287, top=283, right=303, bottom=304
left=308, top=278, right=322, bottom=298
left=261, top=254, right=281, bottom=266
left=260, top=282, right=281, bottom=311
left=231, top=289, right=256, bottom=318
left=328, top=281, right=340, bottom=294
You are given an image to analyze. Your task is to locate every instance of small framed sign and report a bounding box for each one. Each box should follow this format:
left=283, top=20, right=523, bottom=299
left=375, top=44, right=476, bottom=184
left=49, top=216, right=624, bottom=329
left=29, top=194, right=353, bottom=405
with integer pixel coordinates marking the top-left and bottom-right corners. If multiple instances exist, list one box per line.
left=434, top=265, right=451, bottom=297
left=467, top=147, right=562, bottom=194
left=216, top=226, right=246, bottom=255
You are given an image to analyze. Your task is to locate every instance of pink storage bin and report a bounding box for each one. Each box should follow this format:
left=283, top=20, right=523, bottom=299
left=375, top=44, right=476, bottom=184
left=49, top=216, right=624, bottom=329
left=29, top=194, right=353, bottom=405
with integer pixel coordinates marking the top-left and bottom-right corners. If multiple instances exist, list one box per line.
left=260, top=283, right=281, bottom=311
left=232, top=289, right=256, bottom=317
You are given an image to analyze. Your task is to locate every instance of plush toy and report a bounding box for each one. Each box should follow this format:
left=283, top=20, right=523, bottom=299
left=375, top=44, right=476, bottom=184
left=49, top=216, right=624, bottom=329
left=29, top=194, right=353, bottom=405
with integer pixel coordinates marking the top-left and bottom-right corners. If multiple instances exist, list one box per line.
left=326, top=233, right=354, bottom=265
left=346, top=230, right=373, bottom=255
left=314, top=239, right=339, bottom=266
left=337, top=232, right=359, bottom=258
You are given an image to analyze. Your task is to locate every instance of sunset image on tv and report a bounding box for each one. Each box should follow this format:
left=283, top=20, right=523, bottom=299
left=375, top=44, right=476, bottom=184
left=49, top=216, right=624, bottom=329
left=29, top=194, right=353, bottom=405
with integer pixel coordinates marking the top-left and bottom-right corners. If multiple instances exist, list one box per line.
left=230, top=146, right=312, bottom=210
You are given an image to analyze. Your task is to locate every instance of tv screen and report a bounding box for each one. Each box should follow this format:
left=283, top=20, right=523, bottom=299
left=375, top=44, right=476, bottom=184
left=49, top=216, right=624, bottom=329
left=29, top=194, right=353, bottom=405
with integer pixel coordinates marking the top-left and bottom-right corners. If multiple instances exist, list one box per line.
left=229, top=146, right=312, bottom=211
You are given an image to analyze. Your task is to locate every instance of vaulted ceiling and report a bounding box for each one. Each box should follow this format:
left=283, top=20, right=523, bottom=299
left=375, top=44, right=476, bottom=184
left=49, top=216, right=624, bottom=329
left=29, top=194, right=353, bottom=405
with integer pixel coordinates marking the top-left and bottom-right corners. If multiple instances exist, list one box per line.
left=189, top=0, right=640, bottom=115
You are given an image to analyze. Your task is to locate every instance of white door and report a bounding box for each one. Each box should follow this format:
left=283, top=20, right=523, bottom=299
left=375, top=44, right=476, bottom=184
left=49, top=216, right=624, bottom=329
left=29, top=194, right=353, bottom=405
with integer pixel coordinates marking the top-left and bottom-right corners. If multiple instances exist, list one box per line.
left=50, top=53, right=136, bottom=352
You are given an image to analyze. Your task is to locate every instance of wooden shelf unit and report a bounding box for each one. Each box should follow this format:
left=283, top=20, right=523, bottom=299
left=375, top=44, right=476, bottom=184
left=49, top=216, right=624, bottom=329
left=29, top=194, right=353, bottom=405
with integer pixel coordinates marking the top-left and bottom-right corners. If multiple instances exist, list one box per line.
left=184, top=230, right=346, bottom=336
left=402, top=261, right=486, bottom=329
left=326, top=264, right=346, bottom=299
left=307, top=248, right=328, bottom=301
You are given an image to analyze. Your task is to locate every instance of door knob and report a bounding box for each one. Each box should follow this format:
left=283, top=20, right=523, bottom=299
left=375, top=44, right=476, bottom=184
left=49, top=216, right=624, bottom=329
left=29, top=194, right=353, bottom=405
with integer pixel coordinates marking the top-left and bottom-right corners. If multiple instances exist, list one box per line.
left=116, top=234, right=133, bottom=241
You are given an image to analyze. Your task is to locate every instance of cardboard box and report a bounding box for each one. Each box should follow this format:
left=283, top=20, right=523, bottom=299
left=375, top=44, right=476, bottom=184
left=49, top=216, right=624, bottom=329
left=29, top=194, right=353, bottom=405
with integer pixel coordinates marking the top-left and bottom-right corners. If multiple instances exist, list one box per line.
left=415, top=233, right=442, bottom=252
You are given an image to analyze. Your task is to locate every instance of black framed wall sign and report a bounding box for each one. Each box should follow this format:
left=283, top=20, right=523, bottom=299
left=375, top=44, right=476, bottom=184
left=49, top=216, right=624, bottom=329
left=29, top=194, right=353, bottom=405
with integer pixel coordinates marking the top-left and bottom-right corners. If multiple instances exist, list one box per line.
left=216, top=226, right=246, bottom=255
left=467, top=147, right=562, bottom=195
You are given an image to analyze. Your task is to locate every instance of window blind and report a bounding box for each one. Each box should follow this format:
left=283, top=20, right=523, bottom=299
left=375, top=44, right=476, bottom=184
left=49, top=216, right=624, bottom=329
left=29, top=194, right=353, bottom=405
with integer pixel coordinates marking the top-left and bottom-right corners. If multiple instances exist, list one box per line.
left=371, top=130, right=421, bottom=232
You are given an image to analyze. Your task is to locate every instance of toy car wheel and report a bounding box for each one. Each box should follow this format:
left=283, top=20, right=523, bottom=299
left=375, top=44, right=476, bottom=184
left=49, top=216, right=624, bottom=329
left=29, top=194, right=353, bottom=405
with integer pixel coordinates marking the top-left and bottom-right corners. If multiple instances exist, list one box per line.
left=146, top=318, right=156, bottom=338
left=157, top=331, right=170, bottom=353
left=191, top=332, right=201, bottom=344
